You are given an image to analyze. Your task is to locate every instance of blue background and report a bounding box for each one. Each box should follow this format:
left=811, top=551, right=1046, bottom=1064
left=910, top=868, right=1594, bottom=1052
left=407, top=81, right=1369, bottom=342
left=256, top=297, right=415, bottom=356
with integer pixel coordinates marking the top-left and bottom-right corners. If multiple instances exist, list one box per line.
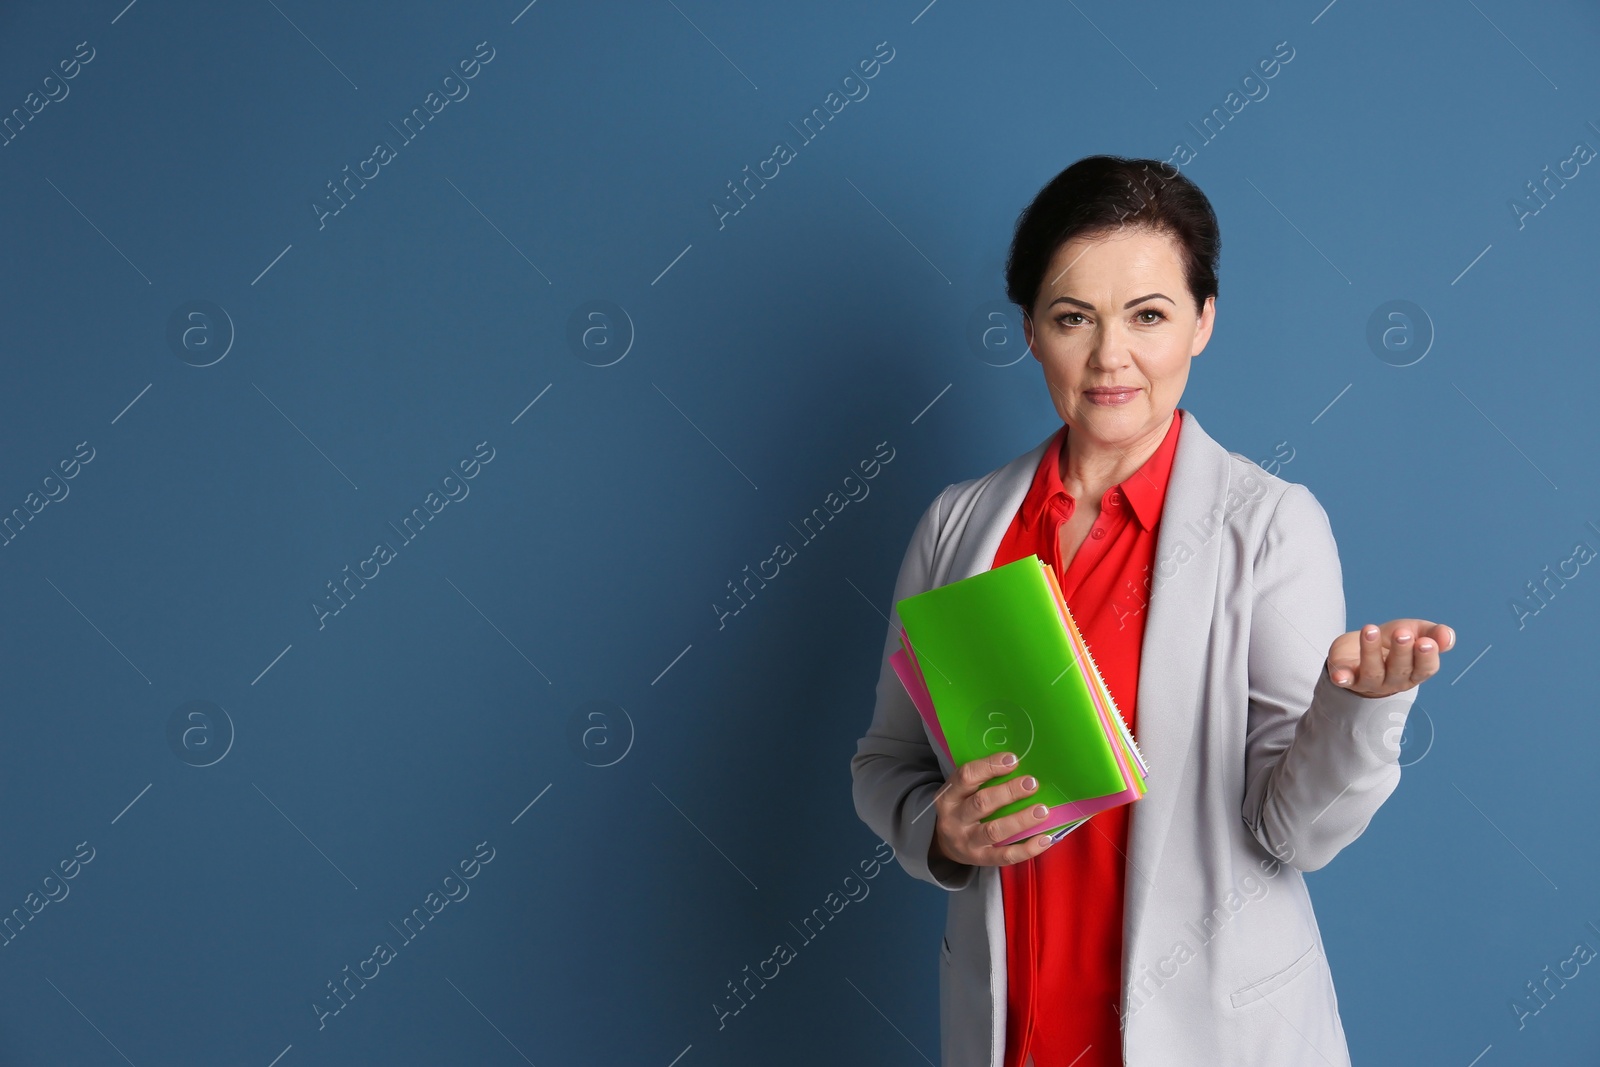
left=0, top=0, right=1596, bottom=1064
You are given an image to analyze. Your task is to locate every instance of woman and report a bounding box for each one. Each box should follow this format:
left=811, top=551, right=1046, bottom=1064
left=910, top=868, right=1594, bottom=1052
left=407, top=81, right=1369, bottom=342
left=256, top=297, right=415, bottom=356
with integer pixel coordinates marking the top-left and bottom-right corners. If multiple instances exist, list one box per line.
left=850, top=156, right=1454, bottom=1067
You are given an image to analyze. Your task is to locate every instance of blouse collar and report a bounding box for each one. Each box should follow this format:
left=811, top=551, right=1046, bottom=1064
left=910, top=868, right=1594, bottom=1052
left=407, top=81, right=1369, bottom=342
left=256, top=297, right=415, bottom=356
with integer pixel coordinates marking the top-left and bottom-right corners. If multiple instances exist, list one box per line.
left=1020, top=409, right=1184, bottom=532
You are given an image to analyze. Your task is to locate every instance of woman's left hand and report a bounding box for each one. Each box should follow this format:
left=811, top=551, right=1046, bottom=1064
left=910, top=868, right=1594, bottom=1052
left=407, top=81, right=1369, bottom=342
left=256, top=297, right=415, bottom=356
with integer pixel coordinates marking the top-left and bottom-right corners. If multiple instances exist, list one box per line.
left=1325, top=619, right=1456, bottom=697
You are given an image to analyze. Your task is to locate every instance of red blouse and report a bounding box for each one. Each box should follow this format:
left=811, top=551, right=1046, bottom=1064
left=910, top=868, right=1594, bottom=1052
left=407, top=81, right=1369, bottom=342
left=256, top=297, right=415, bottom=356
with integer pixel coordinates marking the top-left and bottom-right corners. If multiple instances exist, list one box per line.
left=991, top=409, right=1183, bottom=1067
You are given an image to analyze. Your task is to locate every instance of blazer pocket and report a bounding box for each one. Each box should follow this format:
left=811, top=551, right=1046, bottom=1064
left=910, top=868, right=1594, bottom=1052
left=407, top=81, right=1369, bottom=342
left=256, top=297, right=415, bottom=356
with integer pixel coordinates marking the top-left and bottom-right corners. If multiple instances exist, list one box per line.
left=940, top=936, right=953, bottom=964
left=1229, top=944, right=1321, bottom=1008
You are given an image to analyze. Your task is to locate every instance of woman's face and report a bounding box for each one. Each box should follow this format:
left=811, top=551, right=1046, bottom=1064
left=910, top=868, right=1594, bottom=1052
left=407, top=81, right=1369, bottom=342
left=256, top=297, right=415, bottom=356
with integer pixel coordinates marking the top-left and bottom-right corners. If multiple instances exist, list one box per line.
left=1023, top=225, right=1215, bottom=454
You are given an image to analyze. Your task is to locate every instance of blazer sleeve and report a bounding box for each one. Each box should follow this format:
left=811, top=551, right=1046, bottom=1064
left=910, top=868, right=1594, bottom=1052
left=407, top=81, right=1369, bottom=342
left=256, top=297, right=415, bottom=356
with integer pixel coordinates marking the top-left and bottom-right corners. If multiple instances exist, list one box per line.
left=850, top=484, right=978, bottom=891
left=1239, top=481, right=1419, bottom=872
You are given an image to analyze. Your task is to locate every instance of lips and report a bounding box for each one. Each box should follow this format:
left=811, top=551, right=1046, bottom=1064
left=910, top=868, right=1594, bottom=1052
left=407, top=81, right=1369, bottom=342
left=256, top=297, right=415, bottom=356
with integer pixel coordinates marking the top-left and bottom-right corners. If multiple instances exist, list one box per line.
left=1083, top=386, right=1140, bottom=406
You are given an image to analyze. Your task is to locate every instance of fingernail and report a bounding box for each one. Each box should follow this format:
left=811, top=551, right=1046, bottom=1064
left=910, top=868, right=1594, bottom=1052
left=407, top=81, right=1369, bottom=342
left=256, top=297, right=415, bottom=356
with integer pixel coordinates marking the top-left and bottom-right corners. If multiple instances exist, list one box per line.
left=1022, top=776, right=1038, bottom=790
left=1396, top=631, right=1412, bottom=642
left=1033, top=805, right=1048, bottom=819
left=1417, top=640, right=1433, bottom=652
left=1364, top=626, right=1379, bottom=639
left=999, top=753, right=1017, bottom=767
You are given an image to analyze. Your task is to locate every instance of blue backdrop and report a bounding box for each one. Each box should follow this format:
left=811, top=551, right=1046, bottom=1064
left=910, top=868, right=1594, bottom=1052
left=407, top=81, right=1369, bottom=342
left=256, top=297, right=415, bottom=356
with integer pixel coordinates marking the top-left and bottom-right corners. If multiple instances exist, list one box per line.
left=0, top=1, right=1597, bottom=1064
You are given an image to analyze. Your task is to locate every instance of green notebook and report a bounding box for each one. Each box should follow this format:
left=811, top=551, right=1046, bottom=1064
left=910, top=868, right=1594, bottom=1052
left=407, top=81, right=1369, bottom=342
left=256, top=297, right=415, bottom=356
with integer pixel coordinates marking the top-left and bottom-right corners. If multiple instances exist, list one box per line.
left=895, top=554, right=1134, bottom=826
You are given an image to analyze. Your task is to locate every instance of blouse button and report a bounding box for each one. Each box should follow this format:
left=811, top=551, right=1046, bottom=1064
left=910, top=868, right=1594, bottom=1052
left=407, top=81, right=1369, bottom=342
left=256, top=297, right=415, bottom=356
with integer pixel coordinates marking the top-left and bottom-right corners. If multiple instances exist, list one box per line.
left=1107, top=489, right=1121, bottom=506
left=1091, top=528, right=1105, bottom=539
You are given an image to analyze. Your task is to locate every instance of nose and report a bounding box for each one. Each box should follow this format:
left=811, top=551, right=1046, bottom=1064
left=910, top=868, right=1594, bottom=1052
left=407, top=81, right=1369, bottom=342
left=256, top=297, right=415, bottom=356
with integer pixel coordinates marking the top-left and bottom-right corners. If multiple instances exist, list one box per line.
left=1087, top=320, right=1134, bottom=369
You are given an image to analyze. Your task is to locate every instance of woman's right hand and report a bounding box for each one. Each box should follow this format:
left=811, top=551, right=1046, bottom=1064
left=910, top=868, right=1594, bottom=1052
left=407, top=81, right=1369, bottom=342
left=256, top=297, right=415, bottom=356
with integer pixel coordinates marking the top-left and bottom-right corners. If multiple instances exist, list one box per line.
left=929, top=751, right=1059, bottom=868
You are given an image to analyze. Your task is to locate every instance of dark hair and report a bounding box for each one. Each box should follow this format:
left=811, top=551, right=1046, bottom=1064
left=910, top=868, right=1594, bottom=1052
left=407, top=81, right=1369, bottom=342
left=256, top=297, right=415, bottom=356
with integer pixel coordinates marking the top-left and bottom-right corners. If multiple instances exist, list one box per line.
left=1005, top=155, right=1220, bottom=318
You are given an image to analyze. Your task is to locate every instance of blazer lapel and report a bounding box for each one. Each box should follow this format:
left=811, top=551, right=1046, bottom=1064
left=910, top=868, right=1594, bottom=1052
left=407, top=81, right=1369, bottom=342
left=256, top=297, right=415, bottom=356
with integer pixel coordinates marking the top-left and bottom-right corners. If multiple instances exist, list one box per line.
left=1121, top=409, right=1228, bottom=971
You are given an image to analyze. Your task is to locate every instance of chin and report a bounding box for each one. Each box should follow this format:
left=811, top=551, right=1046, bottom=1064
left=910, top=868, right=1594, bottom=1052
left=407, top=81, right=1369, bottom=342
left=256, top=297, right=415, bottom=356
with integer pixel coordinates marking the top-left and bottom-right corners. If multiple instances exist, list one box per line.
left=1076, top=401, right=1148, bottom=422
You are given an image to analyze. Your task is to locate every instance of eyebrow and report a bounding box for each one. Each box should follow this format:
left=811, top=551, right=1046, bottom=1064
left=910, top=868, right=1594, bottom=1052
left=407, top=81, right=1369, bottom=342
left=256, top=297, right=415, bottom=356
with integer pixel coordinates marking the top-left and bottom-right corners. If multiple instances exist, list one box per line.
left=1047, top=292, right=1175, bottom=311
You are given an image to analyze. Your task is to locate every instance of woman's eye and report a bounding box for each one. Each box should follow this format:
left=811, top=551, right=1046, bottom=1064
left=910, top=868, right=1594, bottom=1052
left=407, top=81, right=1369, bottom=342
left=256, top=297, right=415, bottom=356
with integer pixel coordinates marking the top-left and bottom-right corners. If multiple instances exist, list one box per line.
left=1135, top=308, right=1165, bottom=324
left=1058, top=313, right=1086, bottom=326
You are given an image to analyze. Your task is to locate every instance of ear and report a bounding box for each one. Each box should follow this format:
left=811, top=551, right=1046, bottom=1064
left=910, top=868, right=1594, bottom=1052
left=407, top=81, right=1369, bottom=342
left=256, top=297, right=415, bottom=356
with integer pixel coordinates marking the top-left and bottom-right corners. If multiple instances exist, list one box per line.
left=1190, top=295, right=1215, bottom=357
left=1023, top=308, right=1040, bottom=362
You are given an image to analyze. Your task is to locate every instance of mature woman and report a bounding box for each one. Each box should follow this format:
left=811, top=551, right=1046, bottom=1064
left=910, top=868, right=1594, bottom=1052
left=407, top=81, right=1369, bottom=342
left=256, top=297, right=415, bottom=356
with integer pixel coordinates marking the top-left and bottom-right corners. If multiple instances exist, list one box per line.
left=851, top=156, right=1454, bottom=1067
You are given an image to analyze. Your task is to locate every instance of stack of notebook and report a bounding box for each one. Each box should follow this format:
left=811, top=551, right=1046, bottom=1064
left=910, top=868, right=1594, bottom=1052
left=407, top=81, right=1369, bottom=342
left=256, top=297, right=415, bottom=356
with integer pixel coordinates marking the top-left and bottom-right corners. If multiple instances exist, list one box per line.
left=888, top=554, right=1148, bottom=846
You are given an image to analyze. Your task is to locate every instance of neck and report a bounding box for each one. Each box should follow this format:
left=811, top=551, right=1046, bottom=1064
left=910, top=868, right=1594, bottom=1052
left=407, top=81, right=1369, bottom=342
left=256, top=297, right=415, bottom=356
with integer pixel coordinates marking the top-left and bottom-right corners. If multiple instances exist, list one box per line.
left=1058, top=411, right=1175, bottom=504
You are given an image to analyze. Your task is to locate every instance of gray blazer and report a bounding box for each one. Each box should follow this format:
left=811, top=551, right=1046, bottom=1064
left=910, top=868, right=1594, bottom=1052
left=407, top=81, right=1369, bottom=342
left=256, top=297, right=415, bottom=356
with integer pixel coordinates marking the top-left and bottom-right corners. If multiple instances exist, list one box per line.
left=851, top=408, right=1418, bottom=1066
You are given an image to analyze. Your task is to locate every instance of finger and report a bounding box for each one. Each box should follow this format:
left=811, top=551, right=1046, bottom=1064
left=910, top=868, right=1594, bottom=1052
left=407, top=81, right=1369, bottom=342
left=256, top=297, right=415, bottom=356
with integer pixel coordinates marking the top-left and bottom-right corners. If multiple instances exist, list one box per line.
left=984, top=773, right=1041, bottom=818
left=1383, top=624, right=1415, bottom=690
left=961, top=774, right=1039, bottom=828
left=995, top=831, right=1060, bottom=866
left=1409, top=634, right=1440, bottom=683
left=1331, top=630, right=1369, bottom=687
left=1414, top=623, right=1452, bottom=682
left=1356, top=624, right=1385, bottom=690
left=1400, top=619, right=1452, bottom=655
left=959, top=752, right=1017, bottom=796
left=1329, top=657, right=1360, bottom=686
left=955, top=759, right=1024, bottom=829
left=1420, top=622, right=1455, bottom=654
left=978, top=800, right=1055, bottom=848
left=1326, top=631, right=1359, bottom=686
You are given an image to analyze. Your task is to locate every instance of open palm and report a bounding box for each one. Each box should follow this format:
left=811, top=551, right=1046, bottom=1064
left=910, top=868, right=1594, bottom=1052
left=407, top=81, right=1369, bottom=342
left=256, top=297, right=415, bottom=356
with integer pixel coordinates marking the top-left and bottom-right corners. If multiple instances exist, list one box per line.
left=1325, top=618, right=1456, bottom=698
